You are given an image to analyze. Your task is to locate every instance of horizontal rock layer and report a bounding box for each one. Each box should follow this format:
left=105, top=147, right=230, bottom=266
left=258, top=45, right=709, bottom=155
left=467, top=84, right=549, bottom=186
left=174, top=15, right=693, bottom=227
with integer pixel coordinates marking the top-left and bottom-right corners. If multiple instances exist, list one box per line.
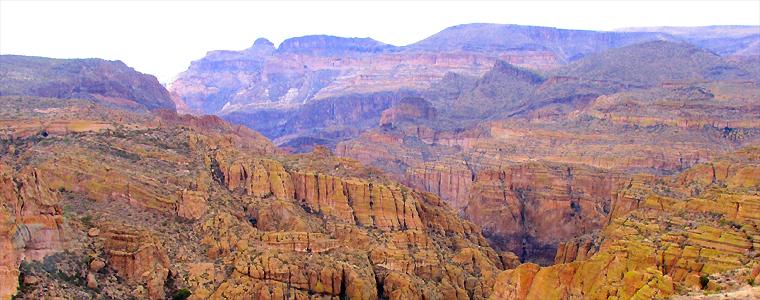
left=490, top=150, right=760, bottom=299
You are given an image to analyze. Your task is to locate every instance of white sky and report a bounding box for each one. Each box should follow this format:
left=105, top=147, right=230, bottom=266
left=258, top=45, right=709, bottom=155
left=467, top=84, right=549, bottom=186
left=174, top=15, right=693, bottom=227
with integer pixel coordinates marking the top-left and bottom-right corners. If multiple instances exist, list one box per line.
left=1, top=1, right=759, bottom=83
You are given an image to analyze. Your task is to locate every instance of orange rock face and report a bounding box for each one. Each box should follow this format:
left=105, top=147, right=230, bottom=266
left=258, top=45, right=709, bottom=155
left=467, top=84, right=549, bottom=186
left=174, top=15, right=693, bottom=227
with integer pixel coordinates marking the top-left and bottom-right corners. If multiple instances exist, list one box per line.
left=103, top=226, right=171, bottom=299
left=200, top=143, right=506, bottom=299
left=0, top=165, right=64, bottom=300
left=553, top=235, right=599, bottom=264
left=463, top=163, right=624, bottom=263
left=379, top=98, right=436, bottom=127
left=213, top=152, right=427, bottom=232
left=176, top=190, right=208, bottom=220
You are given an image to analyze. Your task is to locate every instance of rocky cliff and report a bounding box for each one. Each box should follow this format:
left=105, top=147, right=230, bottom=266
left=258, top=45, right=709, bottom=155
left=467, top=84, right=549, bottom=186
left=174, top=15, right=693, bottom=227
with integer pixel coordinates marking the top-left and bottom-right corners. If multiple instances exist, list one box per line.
left=0, top=165, right=65, bottom=299
left=4, top=95, right=757, bottom=299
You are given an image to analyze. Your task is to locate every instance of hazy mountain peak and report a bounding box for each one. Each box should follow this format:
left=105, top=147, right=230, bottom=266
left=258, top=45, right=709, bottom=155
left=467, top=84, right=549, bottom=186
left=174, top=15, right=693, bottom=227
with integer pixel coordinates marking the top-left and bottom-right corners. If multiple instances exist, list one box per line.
left=246, top=37, right=276, bottom=54
left=276, top=35, right=395, bottom=55
left=252, top=37, right=274, bottom=47
left=617, top=25, right=760, bottom=39
left=617, top=25, right=760, bottom=56
left=557, top=39, right=752, bottom=87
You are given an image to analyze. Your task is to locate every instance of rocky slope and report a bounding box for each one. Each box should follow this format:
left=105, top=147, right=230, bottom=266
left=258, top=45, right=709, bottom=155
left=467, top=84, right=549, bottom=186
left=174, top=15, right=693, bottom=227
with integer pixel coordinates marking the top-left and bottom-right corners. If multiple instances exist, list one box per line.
left=0, top=55, right=175, bottom=111
left=490, top=147, right=760, bottom=299
left=1, top=96, right=514, bottom=299
left=338, top=82, right=760, bottom=261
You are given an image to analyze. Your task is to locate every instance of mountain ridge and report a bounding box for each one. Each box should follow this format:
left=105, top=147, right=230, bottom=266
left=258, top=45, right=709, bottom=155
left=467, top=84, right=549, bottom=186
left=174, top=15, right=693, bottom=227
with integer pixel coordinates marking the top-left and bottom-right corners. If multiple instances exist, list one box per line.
left=0, top=55, right=176, bottom=111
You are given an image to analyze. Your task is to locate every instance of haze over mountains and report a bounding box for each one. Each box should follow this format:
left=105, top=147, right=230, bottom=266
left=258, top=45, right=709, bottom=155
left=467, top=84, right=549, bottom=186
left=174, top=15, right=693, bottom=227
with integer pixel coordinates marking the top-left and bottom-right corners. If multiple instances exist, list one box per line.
left=171, top=24, right=758, bottom=148
left=1, top=22, right=760, bottom=300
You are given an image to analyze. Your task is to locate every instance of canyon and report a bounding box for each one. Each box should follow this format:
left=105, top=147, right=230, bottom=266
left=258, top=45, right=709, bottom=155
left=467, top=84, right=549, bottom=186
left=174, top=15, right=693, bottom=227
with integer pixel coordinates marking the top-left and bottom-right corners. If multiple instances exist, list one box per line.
left=1, top=22, right=759, bottom=300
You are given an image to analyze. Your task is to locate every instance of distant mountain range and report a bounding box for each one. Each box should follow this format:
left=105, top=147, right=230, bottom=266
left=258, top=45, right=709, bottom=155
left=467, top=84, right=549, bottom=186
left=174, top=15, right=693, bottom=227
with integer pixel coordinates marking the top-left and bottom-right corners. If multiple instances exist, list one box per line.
left=168, top=24, right=759, bottom=149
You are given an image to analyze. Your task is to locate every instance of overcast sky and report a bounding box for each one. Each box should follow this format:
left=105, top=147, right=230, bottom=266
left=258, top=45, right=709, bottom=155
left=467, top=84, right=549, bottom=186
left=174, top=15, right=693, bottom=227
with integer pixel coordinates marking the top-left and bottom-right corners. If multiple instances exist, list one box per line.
left=1, top=1, right=759, bottom=82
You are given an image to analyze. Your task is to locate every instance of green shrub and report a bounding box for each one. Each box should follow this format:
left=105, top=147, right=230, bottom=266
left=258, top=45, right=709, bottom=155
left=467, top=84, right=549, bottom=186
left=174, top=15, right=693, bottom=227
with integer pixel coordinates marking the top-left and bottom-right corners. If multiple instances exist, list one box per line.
left=699, top=275, right=710, bottom=289
left=749, top=278, right=755, bottom=286
left=172, top=289, right=192, bottom=300
left=80, top=215, right=94, bottom=227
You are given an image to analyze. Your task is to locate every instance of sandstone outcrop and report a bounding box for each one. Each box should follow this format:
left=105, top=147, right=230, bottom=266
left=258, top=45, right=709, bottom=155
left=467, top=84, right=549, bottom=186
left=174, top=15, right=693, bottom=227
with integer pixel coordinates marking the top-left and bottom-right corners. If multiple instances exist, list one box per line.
left=103, top=226, right=171, bottom=299
left=199, top=143, right=507, bottom=299
left=0, top=165, right=64, bottom=300
left=212, top=250, right=378, bottom=300
left=176, top=190, right=208, bottom=220
left=462, top=162, right=624, bottom=263
left=553, top=235, right=600, bottom=264
left=211, top=151, right=427, bottom=232
left=379, top=97, right=436, bottom=127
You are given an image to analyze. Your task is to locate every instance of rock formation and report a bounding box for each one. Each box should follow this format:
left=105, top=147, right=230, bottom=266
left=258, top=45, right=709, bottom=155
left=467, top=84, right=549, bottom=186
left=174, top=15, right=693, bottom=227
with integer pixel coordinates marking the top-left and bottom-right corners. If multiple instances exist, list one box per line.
left=2, top=96, right=508, bottom=299
left=490, top=149, right=760, bottom=299
left=103, top=226, right=171, bottom=299
left=0, top=165, right=64, bottom=299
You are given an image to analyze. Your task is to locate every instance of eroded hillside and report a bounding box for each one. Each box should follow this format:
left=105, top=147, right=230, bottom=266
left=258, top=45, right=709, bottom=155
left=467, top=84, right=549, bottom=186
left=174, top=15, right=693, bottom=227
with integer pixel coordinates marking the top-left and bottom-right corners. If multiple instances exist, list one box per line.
left=1, top=97, right=515, bottom=300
